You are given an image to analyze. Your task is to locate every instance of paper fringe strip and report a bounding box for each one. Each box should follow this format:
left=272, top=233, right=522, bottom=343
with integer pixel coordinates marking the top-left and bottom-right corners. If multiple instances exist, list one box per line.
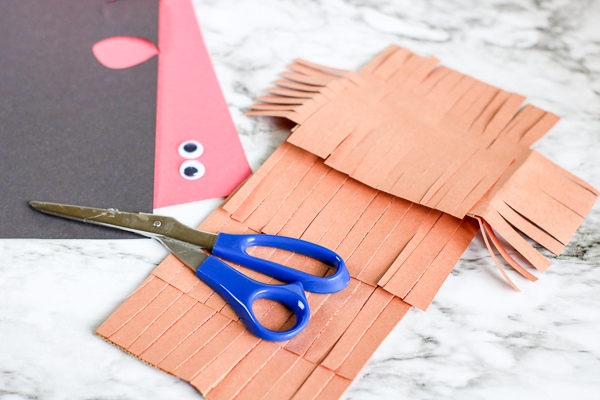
left=248, top=44, right=598, bottom=283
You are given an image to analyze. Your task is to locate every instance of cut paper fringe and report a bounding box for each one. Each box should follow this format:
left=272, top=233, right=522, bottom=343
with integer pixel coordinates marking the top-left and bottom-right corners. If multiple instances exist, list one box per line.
left=97, top=138, right=478, bottom=398
left=97, top=201, right=412, bottom=398
left=248, top=44, right=598, bottom=286
left=222, top=142, right=479, bottom=309
left=98, top=45, right=597, bottom=400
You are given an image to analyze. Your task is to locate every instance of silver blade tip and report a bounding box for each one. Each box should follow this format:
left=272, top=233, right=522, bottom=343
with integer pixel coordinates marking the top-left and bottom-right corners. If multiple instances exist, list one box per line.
left=29, top=200, right=55, bottom=212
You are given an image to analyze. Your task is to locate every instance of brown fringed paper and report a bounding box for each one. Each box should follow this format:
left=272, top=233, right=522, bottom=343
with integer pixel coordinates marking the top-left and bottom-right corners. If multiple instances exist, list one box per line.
left=97, top=45, right=597, bottom=399
left=248, top=45, right=598, bottom=288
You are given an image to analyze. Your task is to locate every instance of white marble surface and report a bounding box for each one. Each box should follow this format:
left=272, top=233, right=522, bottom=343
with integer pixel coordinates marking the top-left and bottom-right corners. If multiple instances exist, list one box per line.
left=1, top=0, right=599, bottom=398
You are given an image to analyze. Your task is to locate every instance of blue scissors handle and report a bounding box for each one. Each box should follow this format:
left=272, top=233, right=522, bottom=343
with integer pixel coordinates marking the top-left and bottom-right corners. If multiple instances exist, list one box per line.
left=196, top=256, right=310, bottom=341
left=211, top=233, right=350, bottom=294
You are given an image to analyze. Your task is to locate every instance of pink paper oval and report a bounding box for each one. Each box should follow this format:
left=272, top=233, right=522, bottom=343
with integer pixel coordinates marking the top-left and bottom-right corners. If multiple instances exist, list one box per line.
left=92, top=36, right=158, bottom=69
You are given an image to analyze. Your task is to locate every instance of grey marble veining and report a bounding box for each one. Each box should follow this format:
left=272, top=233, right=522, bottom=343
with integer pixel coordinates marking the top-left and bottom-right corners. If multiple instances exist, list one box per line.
left=1, top=0, right=599, bottom=399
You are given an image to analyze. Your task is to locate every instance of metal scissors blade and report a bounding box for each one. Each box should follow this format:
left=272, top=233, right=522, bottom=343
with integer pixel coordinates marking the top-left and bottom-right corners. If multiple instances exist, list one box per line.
left=29, top=201, right=216, bottom=270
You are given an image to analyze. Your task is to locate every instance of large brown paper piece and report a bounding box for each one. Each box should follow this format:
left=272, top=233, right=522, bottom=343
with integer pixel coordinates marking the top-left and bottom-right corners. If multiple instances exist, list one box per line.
left=249, top=45, right=598, bottom=284
left=97, top=46, right=597, bottom=399
left=97, top=191, right=415, bottom=398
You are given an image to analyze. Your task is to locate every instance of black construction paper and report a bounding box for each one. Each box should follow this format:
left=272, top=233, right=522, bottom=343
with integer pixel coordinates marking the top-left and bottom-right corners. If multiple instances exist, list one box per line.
left=0, top=0, right=158, bottom=238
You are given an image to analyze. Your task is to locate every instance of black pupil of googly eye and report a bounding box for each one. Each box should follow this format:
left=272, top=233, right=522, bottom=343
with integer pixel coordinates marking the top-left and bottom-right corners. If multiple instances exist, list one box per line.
left=183, top=166, right=199, bottom=177
left=183, top=143, right=198, bottom=153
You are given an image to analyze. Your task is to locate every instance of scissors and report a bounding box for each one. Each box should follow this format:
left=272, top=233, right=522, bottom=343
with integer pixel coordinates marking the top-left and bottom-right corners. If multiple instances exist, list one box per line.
left=29, top=201, right=349, bottom=341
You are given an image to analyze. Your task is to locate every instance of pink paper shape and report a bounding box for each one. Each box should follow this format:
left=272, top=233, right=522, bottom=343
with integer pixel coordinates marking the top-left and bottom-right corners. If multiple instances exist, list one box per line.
left=92, top=36, right=158, bottom=69
left=92, top=0, right=251, bottom=208
left=153, top=0, right=251, bottom=208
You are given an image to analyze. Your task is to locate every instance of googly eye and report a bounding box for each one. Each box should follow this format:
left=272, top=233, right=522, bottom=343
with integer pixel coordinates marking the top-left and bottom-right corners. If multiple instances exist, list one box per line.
left=178, top=140, right=204, bottom=159
left=179, top=160, right=205, bottom=180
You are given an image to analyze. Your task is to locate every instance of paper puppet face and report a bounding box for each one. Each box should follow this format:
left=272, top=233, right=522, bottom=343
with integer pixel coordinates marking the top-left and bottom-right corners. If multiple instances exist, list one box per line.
left=0, top=0, right=250, bottom=238
left=93, top=0, right=251, bottom=210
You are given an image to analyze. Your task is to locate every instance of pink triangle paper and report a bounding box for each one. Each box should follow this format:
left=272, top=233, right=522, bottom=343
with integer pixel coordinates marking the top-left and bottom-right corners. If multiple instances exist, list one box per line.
left=153, top=0, right=251, bottom=208
left=92, top=0, right=251, bottom=209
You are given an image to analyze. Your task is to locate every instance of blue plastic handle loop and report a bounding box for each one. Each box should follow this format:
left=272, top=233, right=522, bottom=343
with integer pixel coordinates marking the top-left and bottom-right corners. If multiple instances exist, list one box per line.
left=212, top=233, right=350, bottom=294
left=196, top=256, right=310, bottom=341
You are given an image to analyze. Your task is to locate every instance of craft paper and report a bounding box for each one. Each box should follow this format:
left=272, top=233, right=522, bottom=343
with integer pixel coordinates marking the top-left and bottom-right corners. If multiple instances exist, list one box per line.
left=96, top=141, right=477, bottom=398
left=98, top=46, right=597, bottom=399
left=92, top=36, right=158, bottom=70
left=90, top=0, right=252, bottom=209
left=248, top=45, right=598, bottom=282
left=152, top=0, right=251, bottom=208
left=0, top=0, right=158, bottom=238
left=1, top=0, right=251, bottom=238
left=97, top=193, right=414, bottom=399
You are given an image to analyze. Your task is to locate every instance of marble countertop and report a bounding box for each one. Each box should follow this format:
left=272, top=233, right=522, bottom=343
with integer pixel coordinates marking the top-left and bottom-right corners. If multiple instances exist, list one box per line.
left=2, top=0, right=599, bottom=398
